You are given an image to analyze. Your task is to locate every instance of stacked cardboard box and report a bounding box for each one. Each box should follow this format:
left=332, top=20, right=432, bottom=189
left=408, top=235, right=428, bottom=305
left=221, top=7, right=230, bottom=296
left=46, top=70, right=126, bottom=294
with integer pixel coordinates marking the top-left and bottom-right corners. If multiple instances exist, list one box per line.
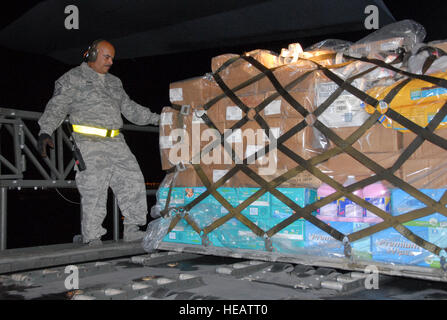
left=161, top=46, right=415, bottom=188
left=371, top=188, right=447, bottom=268
left=398, top=128, right=447, bottom=188
left=158, top=186, right=317, bottom=252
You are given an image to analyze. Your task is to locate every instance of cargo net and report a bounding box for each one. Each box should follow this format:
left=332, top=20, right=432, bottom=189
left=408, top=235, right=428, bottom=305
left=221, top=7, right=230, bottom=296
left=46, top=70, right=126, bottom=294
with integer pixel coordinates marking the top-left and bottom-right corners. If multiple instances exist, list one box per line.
left=145, top=20, right=447, bottom=270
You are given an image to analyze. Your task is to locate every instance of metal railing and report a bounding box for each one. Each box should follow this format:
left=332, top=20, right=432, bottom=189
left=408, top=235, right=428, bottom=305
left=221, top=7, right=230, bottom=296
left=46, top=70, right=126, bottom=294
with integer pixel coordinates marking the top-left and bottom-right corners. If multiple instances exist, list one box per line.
left=0, top=107, right=159, bottom=250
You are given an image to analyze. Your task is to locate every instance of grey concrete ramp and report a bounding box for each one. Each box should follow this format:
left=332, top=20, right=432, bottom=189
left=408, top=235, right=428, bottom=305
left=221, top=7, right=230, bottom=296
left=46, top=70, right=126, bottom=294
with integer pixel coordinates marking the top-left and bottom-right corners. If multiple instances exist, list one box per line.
left=0, top=240, right=146, bottom=274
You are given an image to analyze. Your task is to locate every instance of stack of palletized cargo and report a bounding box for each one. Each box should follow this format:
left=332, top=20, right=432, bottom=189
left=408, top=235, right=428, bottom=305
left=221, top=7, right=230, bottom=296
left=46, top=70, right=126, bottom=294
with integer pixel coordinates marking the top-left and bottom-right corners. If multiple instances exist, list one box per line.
left=360, top=38, right=447, bottom=269
left=152, top=20, right=447, bottom=272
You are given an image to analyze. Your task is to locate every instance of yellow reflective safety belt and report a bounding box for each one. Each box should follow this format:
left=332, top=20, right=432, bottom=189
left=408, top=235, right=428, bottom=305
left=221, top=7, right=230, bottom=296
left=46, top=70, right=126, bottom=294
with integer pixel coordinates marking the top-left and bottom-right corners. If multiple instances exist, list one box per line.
left=72, top=124, right=120, bottom=138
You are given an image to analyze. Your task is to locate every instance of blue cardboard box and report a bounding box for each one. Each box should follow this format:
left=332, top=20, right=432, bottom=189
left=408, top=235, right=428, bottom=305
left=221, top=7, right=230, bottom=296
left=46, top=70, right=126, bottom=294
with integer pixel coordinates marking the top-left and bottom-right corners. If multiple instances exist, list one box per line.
left=161, top=187, right=317, bottom=253
left=271, top=188, right=317, bottom=219
left=204, top=187, right=271, bottom=250
left=371, top=226, right=447, bottom=268
left=217, top=187, right=240, bottom=207
left=391, top=188, right=447, bottom=224
left=266, top=188, right=316, bottom=254
left=183, top=187, right=235, bottom=230
left=304, top=221, right=372, bottom=260
left=183, top=186, right=216, bottom=205
left=265, top=218, right=306, bottom=253
left=157, top=187, right=185, bottom=208
left=237, top=188, right=271, bottom=221
left=371, top=188, right=447, bottom=268
left=163, top=218, right=202, bottom=245
left=208, top=208, right=267, bottom=251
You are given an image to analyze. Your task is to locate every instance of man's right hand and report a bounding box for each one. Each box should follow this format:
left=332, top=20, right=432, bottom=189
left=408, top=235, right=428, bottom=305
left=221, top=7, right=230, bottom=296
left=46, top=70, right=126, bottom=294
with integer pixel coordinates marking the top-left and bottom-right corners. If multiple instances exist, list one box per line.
left=37, top=133, right=54, bottom=158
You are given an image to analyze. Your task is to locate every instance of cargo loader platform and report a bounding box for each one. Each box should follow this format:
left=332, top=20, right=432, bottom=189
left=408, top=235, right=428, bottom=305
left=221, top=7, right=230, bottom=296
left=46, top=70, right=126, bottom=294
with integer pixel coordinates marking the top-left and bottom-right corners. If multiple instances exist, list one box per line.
left=1, top=249, right=447, bottom=301
left=0, top=240, right=146, bottom=274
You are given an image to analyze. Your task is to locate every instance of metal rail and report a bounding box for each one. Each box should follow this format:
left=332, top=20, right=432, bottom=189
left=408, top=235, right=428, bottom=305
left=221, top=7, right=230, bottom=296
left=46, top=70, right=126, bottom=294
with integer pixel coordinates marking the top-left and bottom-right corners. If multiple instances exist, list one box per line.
left=0, top=107, right=159, bottom=250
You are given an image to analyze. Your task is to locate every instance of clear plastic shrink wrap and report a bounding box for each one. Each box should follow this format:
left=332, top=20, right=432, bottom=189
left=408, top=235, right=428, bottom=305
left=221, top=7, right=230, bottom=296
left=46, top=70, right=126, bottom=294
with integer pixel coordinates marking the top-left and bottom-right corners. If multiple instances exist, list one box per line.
left=142, top=217, right=172, bottom=253
left=143, top=20, right=447, bottom=272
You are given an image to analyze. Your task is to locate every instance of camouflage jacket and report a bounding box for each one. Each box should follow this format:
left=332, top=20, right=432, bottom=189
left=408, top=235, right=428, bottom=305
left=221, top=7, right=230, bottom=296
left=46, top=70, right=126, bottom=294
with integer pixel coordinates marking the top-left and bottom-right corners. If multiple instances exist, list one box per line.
left=38, top=62, right=160, bottom=135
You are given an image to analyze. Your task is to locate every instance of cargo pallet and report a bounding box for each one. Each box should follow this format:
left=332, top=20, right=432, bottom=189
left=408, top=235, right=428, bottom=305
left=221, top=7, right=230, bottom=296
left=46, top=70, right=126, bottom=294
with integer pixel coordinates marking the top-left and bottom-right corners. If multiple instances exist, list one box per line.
left=1, top=245, right=446, bottom=300
left=158, top=241, right=447, bottom=283
left=157, top=31, right=447, bottom=285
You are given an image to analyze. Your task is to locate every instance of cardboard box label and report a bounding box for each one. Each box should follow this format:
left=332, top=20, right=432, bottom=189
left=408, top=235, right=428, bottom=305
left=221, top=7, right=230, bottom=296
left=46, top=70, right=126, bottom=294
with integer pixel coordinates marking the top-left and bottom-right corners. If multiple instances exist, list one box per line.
left=161, top=112, right=173, bottom=126
left=264, top=100, right=282, bottom=116
left=226, top=106, right=243, bottom=120
left=316, top=81, right=369, bottom=128
left=168, top=232, right=177, bottom=240
left=213, top=169, right=229, bottom=183
left=249, top=207, right=259, bottom=216
left=169, top=88, right=183, bottom=102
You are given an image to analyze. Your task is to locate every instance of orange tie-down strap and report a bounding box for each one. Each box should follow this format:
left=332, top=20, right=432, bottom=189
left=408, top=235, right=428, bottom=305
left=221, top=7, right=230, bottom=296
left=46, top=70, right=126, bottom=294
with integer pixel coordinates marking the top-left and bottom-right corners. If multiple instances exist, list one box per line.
left=162, top=50, right=447, bottom=269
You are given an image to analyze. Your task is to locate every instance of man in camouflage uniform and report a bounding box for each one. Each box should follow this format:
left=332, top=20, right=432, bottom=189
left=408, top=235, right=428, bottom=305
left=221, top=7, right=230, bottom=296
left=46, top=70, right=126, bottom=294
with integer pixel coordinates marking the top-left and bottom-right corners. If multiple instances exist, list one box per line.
left=37, top=40, right=160, bottom=246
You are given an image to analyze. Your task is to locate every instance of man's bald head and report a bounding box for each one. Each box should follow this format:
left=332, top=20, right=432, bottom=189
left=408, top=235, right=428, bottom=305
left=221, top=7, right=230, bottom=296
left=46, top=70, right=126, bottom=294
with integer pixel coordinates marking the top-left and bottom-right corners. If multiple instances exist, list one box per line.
left=88, top=40, right=115, bottom=74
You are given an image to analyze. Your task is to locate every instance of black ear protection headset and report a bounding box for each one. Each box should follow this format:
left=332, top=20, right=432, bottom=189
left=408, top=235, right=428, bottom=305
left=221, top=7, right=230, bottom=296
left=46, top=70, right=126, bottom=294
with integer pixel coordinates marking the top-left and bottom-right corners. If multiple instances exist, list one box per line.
left=83, top=39, right=105, bottom=62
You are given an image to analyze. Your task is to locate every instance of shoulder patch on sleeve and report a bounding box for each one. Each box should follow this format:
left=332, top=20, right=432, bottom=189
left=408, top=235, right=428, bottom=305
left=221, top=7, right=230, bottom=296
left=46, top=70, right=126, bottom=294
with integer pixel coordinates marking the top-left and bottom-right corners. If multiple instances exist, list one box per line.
left=52, top=81, right=63, bottom=97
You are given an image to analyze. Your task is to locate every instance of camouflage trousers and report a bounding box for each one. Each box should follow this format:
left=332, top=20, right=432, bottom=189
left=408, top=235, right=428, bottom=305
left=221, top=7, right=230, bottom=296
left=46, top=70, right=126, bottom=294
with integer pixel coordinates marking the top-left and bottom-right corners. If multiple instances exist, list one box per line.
left=74, top=133, right=148, bottom=242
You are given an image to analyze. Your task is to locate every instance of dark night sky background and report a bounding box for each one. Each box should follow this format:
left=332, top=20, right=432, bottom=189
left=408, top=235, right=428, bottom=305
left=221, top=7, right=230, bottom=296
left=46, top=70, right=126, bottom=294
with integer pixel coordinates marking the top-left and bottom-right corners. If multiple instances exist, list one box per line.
left=1, top=1, right=447, bottom=249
